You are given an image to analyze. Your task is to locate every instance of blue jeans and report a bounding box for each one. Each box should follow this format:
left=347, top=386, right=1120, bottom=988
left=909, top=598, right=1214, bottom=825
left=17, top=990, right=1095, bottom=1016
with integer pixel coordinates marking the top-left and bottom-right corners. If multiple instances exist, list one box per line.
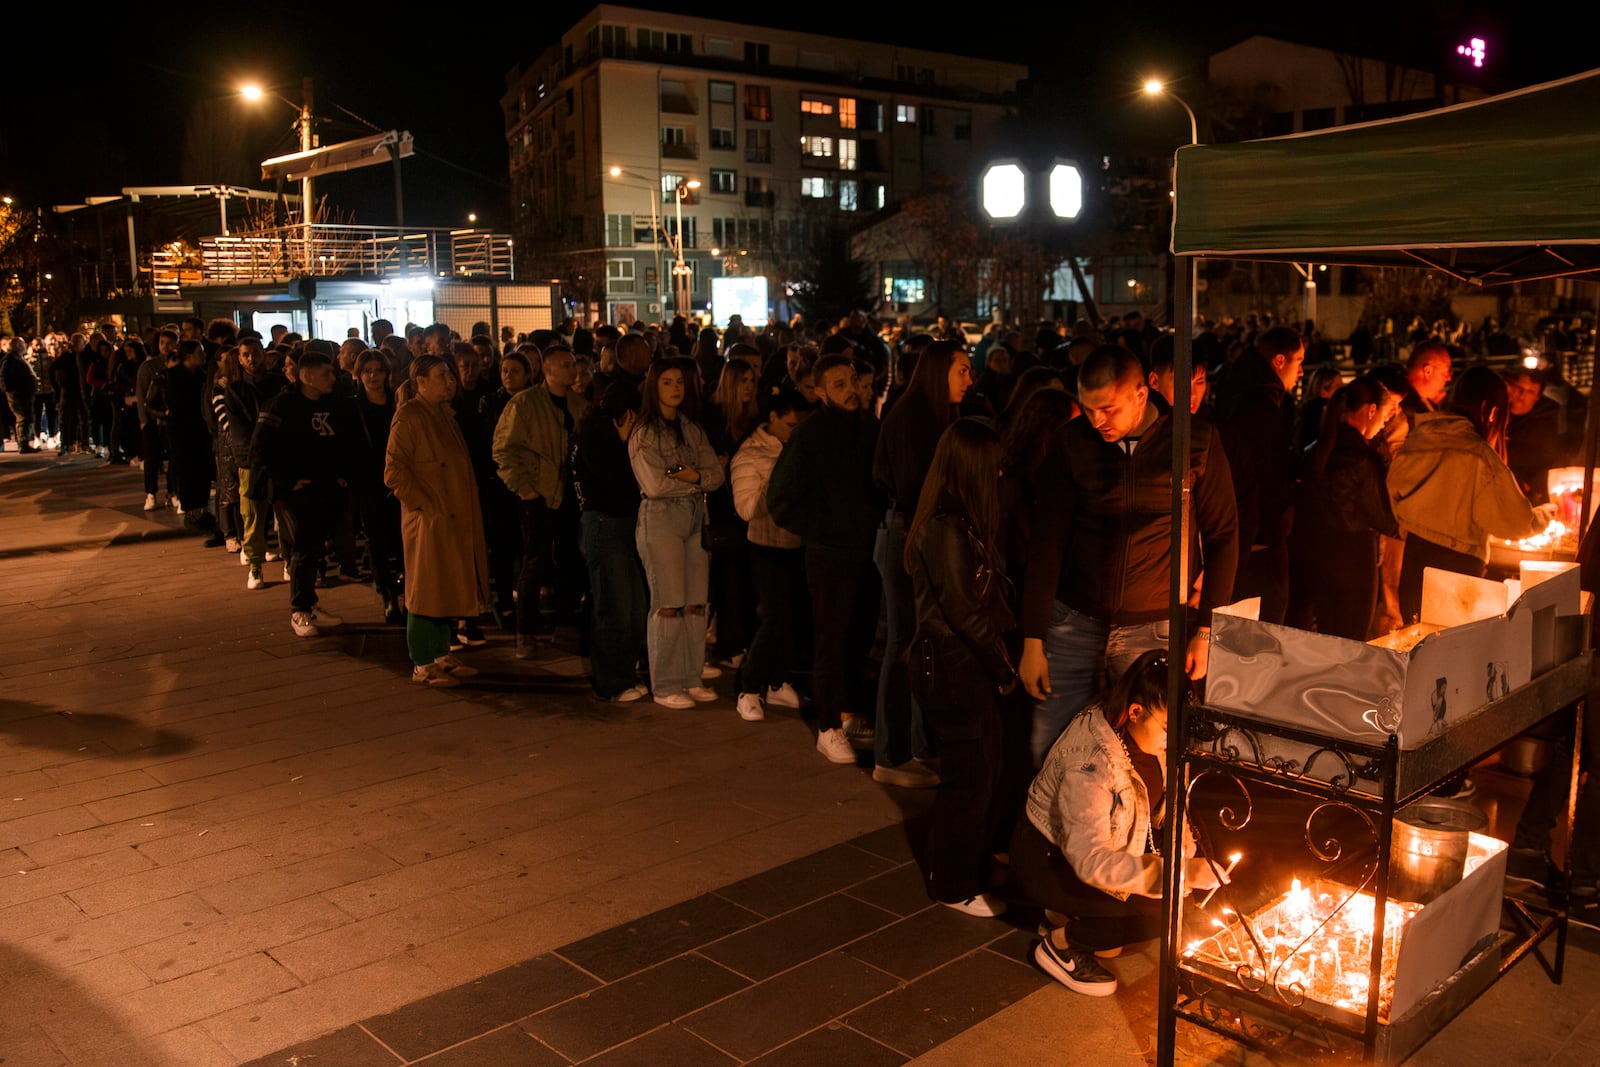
left=581, top=511, right=648, bottom=698
left=1031, top=601, right=1169, bottom=765
left=636, top=496, right=710, bottom=696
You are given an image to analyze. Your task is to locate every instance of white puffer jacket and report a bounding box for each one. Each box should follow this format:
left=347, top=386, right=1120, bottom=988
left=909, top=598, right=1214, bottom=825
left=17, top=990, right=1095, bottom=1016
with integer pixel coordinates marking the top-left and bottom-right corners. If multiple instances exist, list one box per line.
left=730, top=426, right=801, bottom=549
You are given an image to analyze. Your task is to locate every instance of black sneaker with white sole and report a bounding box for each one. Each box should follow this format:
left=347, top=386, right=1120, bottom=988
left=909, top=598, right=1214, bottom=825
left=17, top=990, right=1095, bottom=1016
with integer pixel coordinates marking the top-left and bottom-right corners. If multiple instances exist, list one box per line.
left=1034, top=933, right=1118, bottom=996
left=1505, top=847, right=1555, bottom=891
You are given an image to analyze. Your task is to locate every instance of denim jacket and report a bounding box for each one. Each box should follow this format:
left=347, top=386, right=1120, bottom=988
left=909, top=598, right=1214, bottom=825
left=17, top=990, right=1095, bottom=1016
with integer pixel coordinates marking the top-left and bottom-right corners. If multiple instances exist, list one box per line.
left=1024, top=706, right=1195, bottom=901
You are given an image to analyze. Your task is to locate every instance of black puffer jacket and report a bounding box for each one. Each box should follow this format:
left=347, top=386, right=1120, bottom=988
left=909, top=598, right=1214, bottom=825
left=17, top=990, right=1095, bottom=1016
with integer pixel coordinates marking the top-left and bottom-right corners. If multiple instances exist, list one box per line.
left=906, top=507, right=1016, bottom=686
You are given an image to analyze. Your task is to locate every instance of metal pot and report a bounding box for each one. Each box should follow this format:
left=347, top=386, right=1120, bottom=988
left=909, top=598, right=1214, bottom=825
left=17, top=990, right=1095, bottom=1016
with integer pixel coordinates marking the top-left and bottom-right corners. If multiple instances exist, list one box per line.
left=1388, top=798, right=1487, bottom=904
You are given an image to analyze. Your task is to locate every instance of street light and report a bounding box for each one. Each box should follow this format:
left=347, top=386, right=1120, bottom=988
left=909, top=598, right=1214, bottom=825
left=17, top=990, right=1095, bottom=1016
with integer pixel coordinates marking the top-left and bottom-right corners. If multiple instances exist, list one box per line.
left=607, top=166, right=665, bottom=318
left=240, top=79, right=315, bottom=245
left=1142, top=79, right=1199, bottom=145
left=671, top=178, right=701, bottom=319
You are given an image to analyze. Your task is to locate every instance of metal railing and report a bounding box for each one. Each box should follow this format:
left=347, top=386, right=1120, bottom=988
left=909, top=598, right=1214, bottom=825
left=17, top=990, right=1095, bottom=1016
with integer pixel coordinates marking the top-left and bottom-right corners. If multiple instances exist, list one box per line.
left=147, top=224, right=515, bottom=288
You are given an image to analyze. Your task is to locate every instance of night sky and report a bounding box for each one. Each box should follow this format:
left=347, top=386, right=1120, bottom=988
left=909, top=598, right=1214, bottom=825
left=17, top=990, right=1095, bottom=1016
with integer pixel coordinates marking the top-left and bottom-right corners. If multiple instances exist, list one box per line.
left=2, top=1, right=1584, bottom=232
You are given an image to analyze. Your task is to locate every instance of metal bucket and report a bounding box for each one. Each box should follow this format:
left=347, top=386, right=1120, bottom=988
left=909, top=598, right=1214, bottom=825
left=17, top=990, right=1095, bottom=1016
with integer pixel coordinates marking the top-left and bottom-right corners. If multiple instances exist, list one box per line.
left=1388, top=798, right=1487, bottom=904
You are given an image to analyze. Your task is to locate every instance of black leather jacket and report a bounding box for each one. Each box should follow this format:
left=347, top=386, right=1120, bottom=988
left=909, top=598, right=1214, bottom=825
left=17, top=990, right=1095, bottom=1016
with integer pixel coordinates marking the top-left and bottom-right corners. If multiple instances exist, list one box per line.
left=907, top=509, right=1017, bottom=686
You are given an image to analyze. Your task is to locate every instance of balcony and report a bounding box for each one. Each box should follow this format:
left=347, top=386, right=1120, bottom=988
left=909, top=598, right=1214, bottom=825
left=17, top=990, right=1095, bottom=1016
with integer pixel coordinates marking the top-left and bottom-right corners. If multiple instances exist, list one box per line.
left=147, top=224, right=515, bottom=290
left=744, top=190, right=776, bottom=209
left=662, top=141, right=699, bottom=160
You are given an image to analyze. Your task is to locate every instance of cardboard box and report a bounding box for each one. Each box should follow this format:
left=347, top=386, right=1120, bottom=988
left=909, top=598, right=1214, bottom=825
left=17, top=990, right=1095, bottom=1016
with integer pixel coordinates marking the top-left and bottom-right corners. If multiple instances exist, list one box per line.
left=1205, top=561, right=1583, bottom=751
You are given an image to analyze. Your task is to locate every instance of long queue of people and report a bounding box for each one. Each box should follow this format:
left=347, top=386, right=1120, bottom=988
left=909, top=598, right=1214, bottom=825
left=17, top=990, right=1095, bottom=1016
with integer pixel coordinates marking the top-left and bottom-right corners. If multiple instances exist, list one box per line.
left=3, top=308, right=1591, bottom=994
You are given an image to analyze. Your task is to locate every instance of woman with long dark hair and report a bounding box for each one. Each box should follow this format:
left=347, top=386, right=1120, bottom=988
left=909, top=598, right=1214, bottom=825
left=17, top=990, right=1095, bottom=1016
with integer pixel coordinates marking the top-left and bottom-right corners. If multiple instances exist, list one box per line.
left=702, top=359, right=761, bottom=666
left=905, top=417, right=1017, bottom=914
left=1286, top=375, right=1399, bottom=639
left=1011, top=651, right=1222, bottom=996
left=870, top=338, right=973, bottom=787
left=630, top=360, right=726, bottom=708
left=573, top=381, right=649, bottom=701
left=1389, top=366, right=1551, bottom=624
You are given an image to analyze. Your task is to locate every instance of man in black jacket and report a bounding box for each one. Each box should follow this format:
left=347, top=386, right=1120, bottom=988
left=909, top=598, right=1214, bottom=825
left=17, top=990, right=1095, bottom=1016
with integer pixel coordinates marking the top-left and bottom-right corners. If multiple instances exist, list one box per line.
left=1215, top=325, right=1303, bottom=625
left=1018, top=345, right=1239, bottom=764
left=768, top=352, right=882, bottom=765
left=250, top=348, right=351, bottom=637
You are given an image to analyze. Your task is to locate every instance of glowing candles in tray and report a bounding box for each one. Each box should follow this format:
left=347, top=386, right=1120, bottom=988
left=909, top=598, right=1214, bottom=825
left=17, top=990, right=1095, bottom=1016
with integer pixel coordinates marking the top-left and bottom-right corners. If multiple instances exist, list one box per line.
left=1183, top=878, right=1422, bottom=1019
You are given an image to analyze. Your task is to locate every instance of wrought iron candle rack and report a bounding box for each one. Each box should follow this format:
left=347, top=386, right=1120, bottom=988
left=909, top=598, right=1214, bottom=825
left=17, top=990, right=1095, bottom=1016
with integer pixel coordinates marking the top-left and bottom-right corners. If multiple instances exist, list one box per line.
left=1160, top=653, right=1589, bottom=1064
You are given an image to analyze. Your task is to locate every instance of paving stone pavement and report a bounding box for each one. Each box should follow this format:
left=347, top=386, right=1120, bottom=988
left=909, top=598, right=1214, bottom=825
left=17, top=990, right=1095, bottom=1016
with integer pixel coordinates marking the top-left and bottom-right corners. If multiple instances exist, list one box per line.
left=1, top=451, right=1596, bottom=1067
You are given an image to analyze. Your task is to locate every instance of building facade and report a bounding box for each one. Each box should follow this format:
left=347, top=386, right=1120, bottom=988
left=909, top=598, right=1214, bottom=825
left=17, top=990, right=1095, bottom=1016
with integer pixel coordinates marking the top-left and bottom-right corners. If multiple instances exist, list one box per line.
left=502, top=5, right=1025, bottom=325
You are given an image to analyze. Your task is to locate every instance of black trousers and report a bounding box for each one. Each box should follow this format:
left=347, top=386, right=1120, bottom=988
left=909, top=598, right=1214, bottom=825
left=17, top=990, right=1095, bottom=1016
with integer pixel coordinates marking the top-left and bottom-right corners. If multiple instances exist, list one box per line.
left=274, top=484, right=343, bottom=612
left=1009, top=819, right=1163, bottom=951
left=742, top=544, right=805, bottom=695
left=517, top=498, right=585, bottom=633
left=804, top=546, right=877, bottom=732
left=911, top=634, right=1004, bottom=904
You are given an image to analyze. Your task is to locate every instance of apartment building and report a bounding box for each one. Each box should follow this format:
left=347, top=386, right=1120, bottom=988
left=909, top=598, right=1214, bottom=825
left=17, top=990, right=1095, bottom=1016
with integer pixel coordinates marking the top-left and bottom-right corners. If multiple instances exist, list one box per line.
left=502, top=4, right=1025, bottom=323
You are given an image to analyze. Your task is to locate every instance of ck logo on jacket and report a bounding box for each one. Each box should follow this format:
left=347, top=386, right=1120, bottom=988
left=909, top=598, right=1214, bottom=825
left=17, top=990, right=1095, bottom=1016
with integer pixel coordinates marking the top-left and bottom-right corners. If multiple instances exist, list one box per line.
left=311, top=411, right=335, bottom=436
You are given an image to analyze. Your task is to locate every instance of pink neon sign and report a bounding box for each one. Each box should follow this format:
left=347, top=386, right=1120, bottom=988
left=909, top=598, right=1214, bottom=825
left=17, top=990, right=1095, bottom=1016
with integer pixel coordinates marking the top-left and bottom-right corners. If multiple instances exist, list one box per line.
left=1456, top=37, right=1487, bottom=68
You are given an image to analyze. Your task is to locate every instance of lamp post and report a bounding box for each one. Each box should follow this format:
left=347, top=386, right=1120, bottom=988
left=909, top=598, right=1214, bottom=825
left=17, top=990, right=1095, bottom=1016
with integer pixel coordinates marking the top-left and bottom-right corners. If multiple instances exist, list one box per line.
left=1143, top=79, right=1202, bottom=325
left=670, top=179, right=701, bottom=319
left=241, top=79, right=315, bottom=254
left=607, top=166, right=665, bottom=318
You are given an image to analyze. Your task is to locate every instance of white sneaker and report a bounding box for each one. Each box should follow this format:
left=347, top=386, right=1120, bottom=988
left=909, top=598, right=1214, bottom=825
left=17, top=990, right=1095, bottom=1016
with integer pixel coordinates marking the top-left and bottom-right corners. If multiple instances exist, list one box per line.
left=736, top=693, right=765, bottom=721
left=816, top=728, right=856, bottom=764
left=654, top=692, right=695, bottom=709
left=687, top=686, right=719, bottom=703
left=700, top=662, right=723, bottom=679
left=225, top=538, right=241, bottom=554
left=246, top=567, right=265, bottom=590
left=290, top=611, right=320, bottom=638
left=282, top=564, right=291, bottom=582
left=941, top=894, right=1007, bottom=918
left=143, top=493, right=157, bottom=511
left=310, top=608, right=343, bottom=628
left=766, top=684, right=801, bottom=708
left=239, top=549, right=249, bottom=566
left=265, top=549, right=281, bottom=562
left=612, top=684, right=649, bottom=703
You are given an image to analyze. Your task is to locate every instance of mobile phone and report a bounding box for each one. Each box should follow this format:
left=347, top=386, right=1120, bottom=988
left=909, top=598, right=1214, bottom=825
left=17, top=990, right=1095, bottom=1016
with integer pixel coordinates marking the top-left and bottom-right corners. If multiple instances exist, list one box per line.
left=666, top=464, right=685, bottom=475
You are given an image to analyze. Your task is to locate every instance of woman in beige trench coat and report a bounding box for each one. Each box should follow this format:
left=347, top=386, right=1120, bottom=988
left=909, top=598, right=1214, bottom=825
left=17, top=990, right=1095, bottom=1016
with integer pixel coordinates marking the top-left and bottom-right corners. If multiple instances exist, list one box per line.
left=384, top=354, right=491, bottom=687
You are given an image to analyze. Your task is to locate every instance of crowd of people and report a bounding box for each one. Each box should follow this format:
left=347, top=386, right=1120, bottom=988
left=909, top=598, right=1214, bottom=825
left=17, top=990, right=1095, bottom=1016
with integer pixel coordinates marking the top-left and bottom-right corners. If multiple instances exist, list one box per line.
left=1, top=302, right=1593, bottom=987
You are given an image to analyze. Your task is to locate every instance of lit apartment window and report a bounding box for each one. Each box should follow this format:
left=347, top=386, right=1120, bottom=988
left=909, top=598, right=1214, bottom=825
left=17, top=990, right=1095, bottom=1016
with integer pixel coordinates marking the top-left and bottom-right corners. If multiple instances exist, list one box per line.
left=711, top=169, right=737, bottom=193
left=800, top=94, right=835, bottom=116
left=744, top=85, right=771, bottom=121
left=608, top=259, right=636, bottom=293
left=896, top=104, right=917, bottom=124
left=839, top=180, right=858, bottom=211
left=662, top=173, right=685, bottom=201
left=838, top=139, right=857, bottom=171
left=801, top=177, right=834, bottom=198
left=839, top=98, right=856, bottom=129
left=604, top=213, right=634, bottom=247
left=801, top=135, right=833, bottom=161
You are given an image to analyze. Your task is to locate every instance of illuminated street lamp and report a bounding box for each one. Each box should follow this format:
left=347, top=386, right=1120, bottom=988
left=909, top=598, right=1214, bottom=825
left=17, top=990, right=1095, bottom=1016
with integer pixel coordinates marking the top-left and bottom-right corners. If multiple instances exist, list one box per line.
left=1142, top=79, right=1199, bottom=145
left=607, top=166, right=664, bottom=316
left=671, top=178, right=701, bottom=318
left=241, top=78, right=315, bottom=247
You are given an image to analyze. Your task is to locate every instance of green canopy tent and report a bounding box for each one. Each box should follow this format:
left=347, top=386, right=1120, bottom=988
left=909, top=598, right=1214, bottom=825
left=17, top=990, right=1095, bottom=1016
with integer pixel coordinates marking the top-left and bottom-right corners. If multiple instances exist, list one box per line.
left=1154, top=68, right=1600, bottom=1067
left=1171, top=68, right=1600, bottom=284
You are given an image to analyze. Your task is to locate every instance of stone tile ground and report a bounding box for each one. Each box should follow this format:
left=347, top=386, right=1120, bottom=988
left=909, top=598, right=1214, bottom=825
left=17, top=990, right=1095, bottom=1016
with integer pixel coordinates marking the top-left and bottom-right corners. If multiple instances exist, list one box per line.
left=1, top=452, right=1595, bottom=1066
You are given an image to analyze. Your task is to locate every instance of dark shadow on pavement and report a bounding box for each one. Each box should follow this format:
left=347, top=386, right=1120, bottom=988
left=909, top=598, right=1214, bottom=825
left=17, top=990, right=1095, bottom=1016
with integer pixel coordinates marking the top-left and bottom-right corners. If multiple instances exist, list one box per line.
left=0, top=701, right=196, bottom=758
left=0, top=940, right=165, bottom=1066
